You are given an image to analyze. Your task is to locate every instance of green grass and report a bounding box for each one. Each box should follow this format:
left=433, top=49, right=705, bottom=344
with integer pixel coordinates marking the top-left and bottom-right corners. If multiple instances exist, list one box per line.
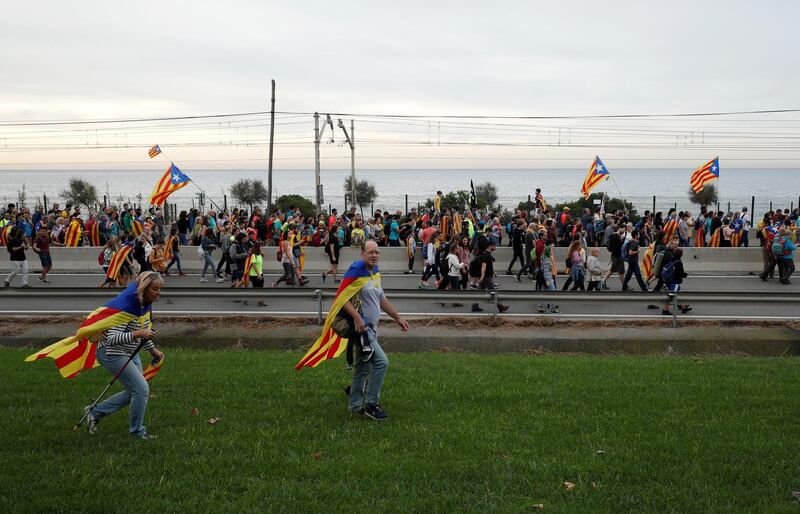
left=2, top=348, right=799, bottom=513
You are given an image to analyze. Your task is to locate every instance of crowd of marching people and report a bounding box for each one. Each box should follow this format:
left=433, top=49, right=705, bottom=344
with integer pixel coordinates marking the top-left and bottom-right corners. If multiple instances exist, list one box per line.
left=2, top=193, right=798, bottom=297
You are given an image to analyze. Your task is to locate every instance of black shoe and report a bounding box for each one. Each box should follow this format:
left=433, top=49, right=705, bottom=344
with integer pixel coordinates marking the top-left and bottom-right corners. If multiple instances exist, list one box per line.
left=471, top=303, right=483, bottom=312
left=513, top=275, right=521, bottom=282
left=3, top=282, right=9, bottom=288
left=497, top=304, right=510, bottom=313
left=20, top=284, right=31, bottom=289
left=759, top=274, right=767, bottom=281
left=321, top=272, right=327, bottom=283
left=363, top=404, right=389, bottom=421
left=661, top=309, right=672, bottom=316
left=681, top=306, right=693, bottom=313
left=469, top=283, right=479, bottom=290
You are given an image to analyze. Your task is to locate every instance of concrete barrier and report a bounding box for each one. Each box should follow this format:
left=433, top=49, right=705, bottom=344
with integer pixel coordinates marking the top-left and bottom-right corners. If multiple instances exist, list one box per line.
left=0, top=245, right=767, bottom=275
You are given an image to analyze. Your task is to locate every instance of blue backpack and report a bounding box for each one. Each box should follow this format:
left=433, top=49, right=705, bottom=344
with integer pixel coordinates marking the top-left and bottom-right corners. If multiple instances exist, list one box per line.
left=660, top=261, right=676, bottom=284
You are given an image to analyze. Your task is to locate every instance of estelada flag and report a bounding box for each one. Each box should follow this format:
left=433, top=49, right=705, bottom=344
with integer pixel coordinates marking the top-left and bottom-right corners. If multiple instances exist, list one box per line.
left=295, top=260, right=379, bottom=370
left=64, top=220, right=82, bottom=247
left=25, top=282, right=152, bottom=378
left=106, top=244, right=133, bottom=280
left=149, top=163, right=191, bottom=207
left=690, top=157, right=719, bottom=193
left=581, top=156, right=610, bottom=198
left=143, top=356, right=164, bottom=381
left=148, top=144, right=161, bottom=159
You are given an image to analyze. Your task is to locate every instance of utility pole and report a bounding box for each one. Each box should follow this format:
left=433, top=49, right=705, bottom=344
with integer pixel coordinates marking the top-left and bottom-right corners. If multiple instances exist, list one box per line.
left=313, top=113, right=334, bottom=216
left=338, top=118, right=356, bottom=209
left=267, top=79, right=276, bottom=212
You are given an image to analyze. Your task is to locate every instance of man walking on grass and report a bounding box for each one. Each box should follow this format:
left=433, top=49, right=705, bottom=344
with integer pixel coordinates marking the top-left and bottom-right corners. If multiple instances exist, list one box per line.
left=342, top=241, right=410, bottom=420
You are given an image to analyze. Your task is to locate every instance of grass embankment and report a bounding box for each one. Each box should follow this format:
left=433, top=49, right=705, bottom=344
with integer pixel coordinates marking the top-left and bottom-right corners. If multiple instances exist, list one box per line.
left=2, top=348, right=799, bottom=513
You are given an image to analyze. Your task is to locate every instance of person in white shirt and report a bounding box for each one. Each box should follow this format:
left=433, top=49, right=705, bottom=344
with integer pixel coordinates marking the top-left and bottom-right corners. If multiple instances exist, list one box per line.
left=446, top=244, right=464, bottom=289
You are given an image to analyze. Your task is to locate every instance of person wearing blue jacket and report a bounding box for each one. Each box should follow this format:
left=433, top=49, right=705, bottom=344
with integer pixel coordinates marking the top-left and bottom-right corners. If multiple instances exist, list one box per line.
left=776, top=228, right=797, bottom=285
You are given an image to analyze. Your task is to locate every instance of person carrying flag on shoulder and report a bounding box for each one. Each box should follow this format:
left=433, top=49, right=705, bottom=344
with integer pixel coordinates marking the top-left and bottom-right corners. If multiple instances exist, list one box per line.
left=296, top=240, right=409, bottom=421
left=27, top=271, right=165, bottom=439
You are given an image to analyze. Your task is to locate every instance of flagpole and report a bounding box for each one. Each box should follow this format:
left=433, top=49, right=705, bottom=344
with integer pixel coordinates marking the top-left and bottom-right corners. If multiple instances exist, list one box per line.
left=605, top=174, right=628, bottom=214
left=152, top=149, right=223, bottom=212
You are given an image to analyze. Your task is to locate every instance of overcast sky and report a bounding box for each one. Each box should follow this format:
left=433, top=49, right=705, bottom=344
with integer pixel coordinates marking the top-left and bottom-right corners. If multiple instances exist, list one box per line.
left=2, top=1, right=799, bottom=169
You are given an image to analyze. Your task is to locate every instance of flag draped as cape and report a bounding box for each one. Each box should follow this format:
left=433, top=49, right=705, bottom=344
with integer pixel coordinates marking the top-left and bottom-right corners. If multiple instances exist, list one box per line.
left=295, top=260, right=378, bottom=370
left=25, top=283, right=152, bottom=378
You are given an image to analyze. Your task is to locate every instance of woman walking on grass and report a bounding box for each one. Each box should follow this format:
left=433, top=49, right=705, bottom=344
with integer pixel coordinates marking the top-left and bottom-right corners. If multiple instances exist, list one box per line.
left=83, top=271, right=165, bottom=440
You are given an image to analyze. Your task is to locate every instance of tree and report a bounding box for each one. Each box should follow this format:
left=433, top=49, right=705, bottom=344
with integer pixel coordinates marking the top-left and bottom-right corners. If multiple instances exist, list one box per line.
left=61, top=177, right=98, bottom=211
left=275, top=194, right=316, bottom=219
left=344, top=176, right=378, bottom=210
left=688, top=184, right=718, bottom=207
left=474, top=182, right=498, bottom=209
left=229, top=179, right=268, bottom=210
left=553, top=192, right=640, bottom=223
left=424, top=190, right=470, bottom=211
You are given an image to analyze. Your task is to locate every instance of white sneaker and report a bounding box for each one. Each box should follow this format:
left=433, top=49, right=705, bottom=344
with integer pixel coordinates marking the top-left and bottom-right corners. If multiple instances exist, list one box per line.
left=215, top=277, right=225, bottom=283
left=84, top=406, right=98, bottom=435
left=199, top=277, right=208, bottom=283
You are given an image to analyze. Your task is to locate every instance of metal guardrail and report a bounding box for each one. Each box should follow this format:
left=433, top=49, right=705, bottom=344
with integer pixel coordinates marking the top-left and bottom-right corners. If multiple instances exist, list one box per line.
left=3, top=287, right=799, bottom=326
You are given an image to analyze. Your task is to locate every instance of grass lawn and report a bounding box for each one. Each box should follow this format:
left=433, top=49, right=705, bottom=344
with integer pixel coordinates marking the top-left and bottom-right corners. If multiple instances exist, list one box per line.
left=2, top=347, right=799, bottom=513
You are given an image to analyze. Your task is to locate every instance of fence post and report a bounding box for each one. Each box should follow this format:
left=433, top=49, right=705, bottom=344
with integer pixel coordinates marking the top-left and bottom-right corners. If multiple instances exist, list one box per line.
left=652, top=195, right=656, bottom=214
left=670, top=292, right=678, bottom=329
left=224, top=195, right=228, bottom=213
left=314, top=289, right=323, bottom=325
left=405, top=194, right=408, bottom=215
left=770, top=201, right=773, bottom=211
left=727, top=201, right=730, bottom=213
left=43, top=194, right=48, bottom=213
left=751, top=196, right=755, bottom=225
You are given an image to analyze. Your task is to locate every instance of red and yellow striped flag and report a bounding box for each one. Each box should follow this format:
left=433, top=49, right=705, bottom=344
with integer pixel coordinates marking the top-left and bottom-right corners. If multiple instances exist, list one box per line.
left=143, top=356, right=164, bottom=381
left=106, top=244, right=133, bottom=280
left=694, top=223, right=705, bottom=247
left=690, top=157, right=720, bottom=193
left=25, top=283, right=152, bottom=378
left=708, top=227, right=721, bottom=248
left=163, top=235, right=177, bottom=261
left=663, top=218, right=678, bottom=243
left=132, top=219, right=144, bottom=237
left=149, top=163, right=191, bottom=207
left=581, top=156, right=610, bottom=198
left=89, top=222, right=101, bottom=247
left=642, top=242, right=656, bottom=280
left=240, top=254, right=254, bottom=287
left=296, top=260, right=378, bottom=370
left=0, top=224, right=12, bottom=246
left=64, top=220, right=82, bottom=247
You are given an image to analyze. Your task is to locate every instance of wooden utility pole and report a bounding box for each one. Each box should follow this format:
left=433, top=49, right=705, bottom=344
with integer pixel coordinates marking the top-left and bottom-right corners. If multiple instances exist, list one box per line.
left=267, top=80, right=276, bottom=212
left=314, top=112, right=321, bottom=216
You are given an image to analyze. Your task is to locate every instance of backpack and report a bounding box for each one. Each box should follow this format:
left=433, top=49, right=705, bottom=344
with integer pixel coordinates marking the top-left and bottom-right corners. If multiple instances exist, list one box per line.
left=436, top=244, right=450, bottom=272
left=772, top=237, right=787, bottom=257
left=98, top=250, right=105, bottom=266
left=621, top=240, right=631, bottom=262
left=660, top=261, right=676, bottom=284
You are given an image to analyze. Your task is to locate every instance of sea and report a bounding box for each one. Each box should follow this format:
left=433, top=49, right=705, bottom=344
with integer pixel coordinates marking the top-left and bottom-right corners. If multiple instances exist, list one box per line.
left=2, top=168, right=798, bottom=216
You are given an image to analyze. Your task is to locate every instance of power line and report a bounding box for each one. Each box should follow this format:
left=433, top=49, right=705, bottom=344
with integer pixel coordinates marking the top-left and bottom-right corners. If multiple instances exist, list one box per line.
left=4, top=107, right=800, bottom=127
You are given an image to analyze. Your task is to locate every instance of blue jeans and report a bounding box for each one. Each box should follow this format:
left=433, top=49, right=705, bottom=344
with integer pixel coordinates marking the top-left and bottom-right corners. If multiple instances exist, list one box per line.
left=201, top=252, right=216, bottom=278
left=179, top=233, right=188, bottom=245
left=165, top=253, right=183, bottom=273
left=92, top=346, right=149, bottom=436
left=349, top=327, right=389, bottom=411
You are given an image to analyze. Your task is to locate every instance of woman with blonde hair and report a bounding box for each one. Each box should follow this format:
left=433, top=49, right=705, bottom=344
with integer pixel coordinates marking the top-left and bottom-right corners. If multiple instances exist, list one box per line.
left=83, top=271, right=165, bottom=440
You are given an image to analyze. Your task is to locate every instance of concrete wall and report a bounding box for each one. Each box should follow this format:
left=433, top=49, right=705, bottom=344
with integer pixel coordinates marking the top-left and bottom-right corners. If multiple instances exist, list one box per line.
left=0, top=245, right=767, bottom=274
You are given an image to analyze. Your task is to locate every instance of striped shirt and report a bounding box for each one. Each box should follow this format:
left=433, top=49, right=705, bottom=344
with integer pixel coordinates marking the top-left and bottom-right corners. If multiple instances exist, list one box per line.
left=98, top=316, right=154, bottom=357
